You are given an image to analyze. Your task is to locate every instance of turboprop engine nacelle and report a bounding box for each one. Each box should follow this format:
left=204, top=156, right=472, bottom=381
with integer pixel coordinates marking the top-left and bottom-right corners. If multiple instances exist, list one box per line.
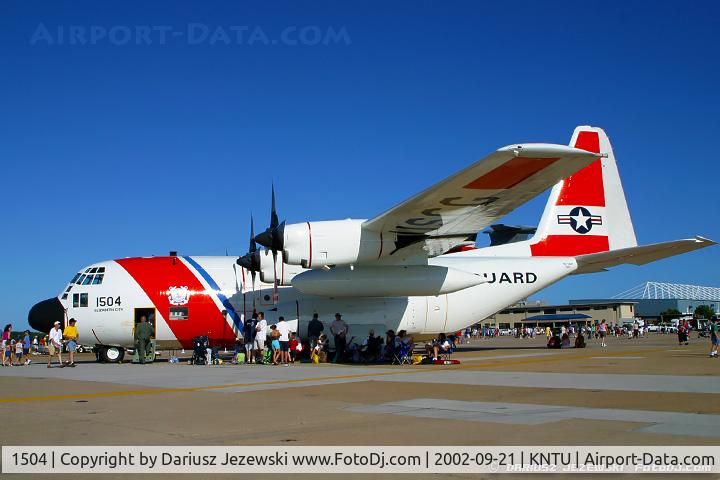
left=256, top=249, right=305, bottom=286
left=282, top=219, right=395, bottom=268
left=291, top=265, right=486, bottom=297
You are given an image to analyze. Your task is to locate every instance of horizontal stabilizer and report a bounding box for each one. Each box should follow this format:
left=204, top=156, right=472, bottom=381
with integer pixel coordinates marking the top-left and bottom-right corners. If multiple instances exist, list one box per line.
left=574, top=236, right=716, bottom=274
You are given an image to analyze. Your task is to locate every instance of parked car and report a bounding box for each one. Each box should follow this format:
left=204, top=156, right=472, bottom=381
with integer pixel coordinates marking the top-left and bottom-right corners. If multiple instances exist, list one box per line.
left=659, top=323, right=677, bottom=333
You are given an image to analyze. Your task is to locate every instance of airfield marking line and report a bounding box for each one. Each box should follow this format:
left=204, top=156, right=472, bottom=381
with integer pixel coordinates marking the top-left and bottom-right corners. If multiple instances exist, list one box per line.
left=0, top=347, right=671, bottom=404
left=0, top=370, right=432, bottom=404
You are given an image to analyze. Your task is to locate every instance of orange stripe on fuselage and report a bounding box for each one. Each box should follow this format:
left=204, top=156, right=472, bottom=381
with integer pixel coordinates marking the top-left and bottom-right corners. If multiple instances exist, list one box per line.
left=116, top=257, right=233, bottom=348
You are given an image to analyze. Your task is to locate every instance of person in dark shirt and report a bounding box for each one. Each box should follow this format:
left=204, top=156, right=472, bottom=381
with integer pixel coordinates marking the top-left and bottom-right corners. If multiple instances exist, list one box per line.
left=135, top=316, right=154, bottom=364
left=307, top=313, right=324, bottom=348
left=243, top=314, right=257, bottom=363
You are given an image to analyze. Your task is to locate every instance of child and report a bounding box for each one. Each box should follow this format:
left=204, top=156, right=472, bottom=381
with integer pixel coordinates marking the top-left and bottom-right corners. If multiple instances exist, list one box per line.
left=289, top=332, right=301, bottom=363
left=269, top=325, right=281, bottom=365
left=233, top=336, right=245, bottom=364
left=313, top=334, right=327, bottom=363
left=7, top=340, right=15, bottom=366
left=15, top=340, right=24, bottom=366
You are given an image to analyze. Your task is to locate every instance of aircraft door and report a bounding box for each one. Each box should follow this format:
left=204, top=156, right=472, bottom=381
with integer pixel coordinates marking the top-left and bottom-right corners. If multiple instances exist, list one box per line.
left=425, top=295, right=447, bottom=333
left=134, top=308, right=157, bottom=338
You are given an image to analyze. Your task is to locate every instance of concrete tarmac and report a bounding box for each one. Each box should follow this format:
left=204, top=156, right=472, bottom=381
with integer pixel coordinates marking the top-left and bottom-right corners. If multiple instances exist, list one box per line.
left=1, top=333, right=718, bottom=479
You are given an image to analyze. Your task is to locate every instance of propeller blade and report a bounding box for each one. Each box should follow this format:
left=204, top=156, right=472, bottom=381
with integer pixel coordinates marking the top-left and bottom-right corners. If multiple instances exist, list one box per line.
left=270, top=184, right=278, bottom=229
left=249, top=214, right=256, bottom=253
left=254, top=229, right=272, bottom=249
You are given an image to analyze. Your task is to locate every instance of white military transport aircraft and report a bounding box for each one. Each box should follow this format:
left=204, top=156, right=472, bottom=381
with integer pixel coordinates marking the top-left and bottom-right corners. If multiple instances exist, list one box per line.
left=29, top=126, right=715, bottom=362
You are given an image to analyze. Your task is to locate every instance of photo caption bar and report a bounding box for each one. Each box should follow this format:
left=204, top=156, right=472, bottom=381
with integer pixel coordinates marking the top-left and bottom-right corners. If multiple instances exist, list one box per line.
left=3, top=446, right=718, bottom=474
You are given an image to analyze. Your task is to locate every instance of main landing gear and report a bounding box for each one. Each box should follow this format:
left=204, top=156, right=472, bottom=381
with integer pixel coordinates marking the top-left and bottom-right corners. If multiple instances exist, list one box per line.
left=95, top=345, right=125, bottom=363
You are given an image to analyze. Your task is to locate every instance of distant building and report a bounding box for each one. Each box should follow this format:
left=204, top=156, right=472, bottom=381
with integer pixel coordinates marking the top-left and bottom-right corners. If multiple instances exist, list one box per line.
left=482, top=301, right=637, bottom=329
left=574, top=282, right=720, bottom=322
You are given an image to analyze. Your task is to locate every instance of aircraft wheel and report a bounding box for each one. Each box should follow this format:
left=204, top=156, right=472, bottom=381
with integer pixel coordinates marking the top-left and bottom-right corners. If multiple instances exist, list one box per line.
left=100, top=346, right=125, bottom=363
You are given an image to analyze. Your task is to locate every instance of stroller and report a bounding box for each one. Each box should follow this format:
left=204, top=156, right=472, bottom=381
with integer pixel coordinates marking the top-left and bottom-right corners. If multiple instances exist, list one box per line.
left=191, top=336, right=209, bottom=365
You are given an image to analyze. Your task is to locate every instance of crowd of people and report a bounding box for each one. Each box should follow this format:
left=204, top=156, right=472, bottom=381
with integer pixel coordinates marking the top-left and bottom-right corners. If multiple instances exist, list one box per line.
left=7, top=313, right=720, bottom=368
left=2, top=324, right=39, bottom=366
left=1, top=320, right=80, bottom=368
left=224, top=311, right=467, bottom=366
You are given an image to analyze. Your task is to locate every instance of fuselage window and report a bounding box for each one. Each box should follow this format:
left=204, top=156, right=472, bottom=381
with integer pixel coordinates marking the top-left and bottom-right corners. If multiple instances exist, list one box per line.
left=169, top=306, right=188, bottom=320
left=92, top=274, right=104, bottom=285
left=73, top=293, right=89, bottom=307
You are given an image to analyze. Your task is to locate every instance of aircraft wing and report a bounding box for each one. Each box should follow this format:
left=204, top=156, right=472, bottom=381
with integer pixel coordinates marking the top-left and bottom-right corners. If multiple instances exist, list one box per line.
left=574, top=236, right=717, bottom=274
left=362, top=143, right=599, bottom=253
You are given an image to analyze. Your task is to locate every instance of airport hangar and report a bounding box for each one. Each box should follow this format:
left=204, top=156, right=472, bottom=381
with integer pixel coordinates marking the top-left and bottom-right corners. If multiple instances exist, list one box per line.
left=480, top=282, right=719, bottom=329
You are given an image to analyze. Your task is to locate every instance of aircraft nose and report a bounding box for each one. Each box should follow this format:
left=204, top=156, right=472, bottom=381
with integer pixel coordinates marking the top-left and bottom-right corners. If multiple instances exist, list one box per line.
left=28, top=297, right=64, bottom=333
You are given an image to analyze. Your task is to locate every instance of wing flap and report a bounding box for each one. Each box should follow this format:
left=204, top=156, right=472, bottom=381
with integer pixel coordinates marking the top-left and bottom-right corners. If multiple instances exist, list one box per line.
left=574, top=236, right=716, bottom=274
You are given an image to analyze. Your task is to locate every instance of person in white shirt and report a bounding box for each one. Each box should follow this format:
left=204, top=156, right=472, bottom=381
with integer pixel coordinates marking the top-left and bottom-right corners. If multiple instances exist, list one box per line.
left=276, top=317, right=291, bottom=366
left=47, top=321, right=64, bottom=368
left=253, top=312, right=268, bottom=364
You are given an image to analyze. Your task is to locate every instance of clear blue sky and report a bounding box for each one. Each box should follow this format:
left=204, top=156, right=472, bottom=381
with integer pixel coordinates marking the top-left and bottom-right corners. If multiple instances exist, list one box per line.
left=1, top=0, right=718, bottom=330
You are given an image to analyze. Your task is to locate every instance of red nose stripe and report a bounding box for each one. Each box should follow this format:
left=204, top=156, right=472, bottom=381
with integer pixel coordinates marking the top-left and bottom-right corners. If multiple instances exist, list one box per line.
left=464, top=157, right=560, bottom=190
left=116, top=257, right=233, bottom=348
left=530, top=235, right=609, bottom=256
left=556, top=131, right=605, bottom=207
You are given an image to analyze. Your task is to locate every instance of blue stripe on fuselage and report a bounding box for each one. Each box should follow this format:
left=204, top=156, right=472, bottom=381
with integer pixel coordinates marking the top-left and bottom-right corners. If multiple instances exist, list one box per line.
left=182, top=256, right=242, bottom=330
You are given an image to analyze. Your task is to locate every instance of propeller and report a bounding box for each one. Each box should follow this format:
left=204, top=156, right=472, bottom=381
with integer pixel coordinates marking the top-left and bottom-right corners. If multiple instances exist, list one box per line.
left=254, top=185, right=285, bottom=304
left=254, top=185, right=286, bottom=253
left=237, top=215, right=260, bottom=308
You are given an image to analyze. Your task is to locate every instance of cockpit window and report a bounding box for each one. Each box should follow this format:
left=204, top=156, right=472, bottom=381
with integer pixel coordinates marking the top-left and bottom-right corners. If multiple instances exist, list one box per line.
left=72, top=269, right=105, bottom=286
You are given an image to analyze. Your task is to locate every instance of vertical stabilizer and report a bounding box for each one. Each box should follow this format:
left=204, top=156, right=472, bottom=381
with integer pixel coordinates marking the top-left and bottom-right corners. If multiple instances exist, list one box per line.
left=530, top=126, right=637, bottom=256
